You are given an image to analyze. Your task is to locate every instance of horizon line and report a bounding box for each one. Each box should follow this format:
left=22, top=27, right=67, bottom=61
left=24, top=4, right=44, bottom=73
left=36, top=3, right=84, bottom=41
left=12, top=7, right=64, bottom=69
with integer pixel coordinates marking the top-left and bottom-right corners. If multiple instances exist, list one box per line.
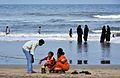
left=0, top=3, right=120, bottom=5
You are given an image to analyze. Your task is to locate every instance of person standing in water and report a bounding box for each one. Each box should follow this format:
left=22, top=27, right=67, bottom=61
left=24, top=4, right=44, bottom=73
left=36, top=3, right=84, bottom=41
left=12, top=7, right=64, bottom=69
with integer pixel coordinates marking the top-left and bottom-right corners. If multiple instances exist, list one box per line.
left=69, top=28, right=72, bottom=38
left=100, top=26, right=106, bottom=43
left=77, top=25, right=83, bottom=43
left=5, top=26, right=10, bottom=35
left=22, top=39, right=45, bottom=73
left=83, top=25, right=89, bottom=42
left=106, top=25, right=111, bottom=43
left=38, top=26, right=41, bottom=34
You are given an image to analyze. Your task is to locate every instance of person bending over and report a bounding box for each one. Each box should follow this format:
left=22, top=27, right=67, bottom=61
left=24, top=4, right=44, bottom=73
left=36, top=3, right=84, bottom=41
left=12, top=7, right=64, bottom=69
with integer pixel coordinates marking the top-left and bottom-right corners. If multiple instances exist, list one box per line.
left=22, top=39, right=45, bottom=73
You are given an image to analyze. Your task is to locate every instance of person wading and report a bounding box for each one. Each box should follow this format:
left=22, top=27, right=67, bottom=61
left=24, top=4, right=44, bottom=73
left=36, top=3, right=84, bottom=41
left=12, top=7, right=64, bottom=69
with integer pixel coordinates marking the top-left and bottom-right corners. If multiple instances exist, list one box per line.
left=77, top=25, right=83, bottom=43
left=83, top=25, right=89, bottom=42
left=69, top=28, right=72, bottom=38
left=100, top=26, right=106, bottom=43
left=106, top=25, right=111, bottom=43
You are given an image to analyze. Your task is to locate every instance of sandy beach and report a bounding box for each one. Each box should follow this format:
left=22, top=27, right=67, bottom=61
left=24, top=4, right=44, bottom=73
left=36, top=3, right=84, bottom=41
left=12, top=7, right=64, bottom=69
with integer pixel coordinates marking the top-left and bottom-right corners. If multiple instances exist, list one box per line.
left=0, top=65, right=120, bottom=78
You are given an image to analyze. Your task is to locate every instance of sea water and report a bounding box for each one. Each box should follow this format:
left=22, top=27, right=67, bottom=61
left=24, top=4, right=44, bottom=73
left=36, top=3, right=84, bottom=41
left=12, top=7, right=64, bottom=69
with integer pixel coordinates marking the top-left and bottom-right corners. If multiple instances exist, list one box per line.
left=0, top=4, right=120, bottom=34
left=0, top=4, right=120, bottom=41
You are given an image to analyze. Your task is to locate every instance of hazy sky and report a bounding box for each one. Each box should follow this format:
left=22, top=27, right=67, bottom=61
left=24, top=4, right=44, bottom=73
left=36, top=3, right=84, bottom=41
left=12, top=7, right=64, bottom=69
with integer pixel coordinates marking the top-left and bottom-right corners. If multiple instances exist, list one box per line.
left=0, top=0, right=120, bottom=4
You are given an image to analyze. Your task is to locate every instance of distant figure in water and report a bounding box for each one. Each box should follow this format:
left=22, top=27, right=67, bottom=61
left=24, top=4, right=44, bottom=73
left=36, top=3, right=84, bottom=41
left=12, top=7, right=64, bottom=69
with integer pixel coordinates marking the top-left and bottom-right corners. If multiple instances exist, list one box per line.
left=69, top=28, right=72, bottom=38
left=5, top=26, right=10, bottom=35
left=100, top=26, right=106, bottom=43
left=112, top=34, right=115, bottom=38
left=77, top=25, right=83, bottom=43
left=106, top=25, right=111, bottom=43
left=38, top=26, right=41, bottom=34
left=83, top=25, right=89, bottom=42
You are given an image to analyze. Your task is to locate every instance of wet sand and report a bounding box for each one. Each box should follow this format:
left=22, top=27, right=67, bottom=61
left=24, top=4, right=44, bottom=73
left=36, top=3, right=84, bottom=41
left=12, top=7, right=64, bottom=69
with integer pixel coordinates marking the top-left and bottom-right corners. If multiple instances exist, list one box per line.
left=0, top=40, right=120, bottom=78
left=0, top=65, right=120, bottom=78
left=0, top=40, right=120, bottom=65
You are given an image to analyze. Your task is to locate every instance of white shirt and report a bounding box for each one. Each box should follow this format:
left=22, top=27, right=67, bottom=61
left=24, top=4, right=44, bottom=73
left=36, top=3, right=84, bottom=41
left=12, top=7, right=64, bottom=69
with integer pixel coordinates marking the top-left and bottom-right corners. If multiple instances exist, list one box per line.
left=23, top=40, right=39, bottom=55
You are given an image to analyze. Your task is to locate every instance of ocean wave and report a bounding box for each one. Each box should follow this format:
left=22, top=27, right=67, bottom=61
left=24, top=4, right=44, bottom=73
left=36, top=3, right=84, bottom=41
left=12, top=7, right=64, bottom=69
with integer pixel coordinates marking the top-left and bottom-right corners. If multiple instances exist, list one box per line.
left=0, top=32, right=119, bottom=42
left=0, top=32, right=71, bottom=41
left=24, top=13, right=67, bottom=16
left=94, top=14, right=120, bottom=19
left=93, top=27, right=120, bottom=31
left=70, top=19, right=120, bottom=22
left=48, top=19, right=65, bottom=23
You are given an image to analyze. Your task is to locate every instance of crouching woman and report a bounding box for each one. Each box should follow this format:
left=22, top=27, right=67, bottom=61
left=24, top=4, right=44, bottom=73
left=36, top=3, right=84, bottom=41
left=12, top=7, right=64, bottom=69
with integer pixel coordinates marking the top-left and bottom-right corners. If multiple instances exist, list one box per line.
left=54, top=48, right=70, bottom=73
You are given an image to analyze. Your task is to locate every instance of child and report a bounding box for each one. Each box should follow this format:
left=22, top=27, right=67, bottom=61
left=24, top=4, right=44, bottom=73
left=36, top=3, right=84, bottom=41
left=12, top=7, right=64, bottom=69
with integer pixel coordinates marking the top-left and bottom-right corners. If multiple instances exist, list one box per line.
left=54, top=48, right=70, bottom=73
left=39, top=51, right=56, bottom=73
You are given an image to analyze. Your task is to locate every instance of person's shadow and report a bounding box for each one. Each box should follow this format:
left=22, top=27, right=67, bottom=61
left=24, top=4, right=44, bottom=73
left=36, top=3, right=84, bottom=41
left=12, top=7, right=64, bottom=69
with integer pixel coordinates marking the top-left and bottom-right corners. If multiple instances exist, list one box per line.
left=77, top=43, right=82, bottom=53
left=77, top=42, right=88, bottom=64
left=100, top=43, right=111, bottom=64
left=83, top=42, right=88, bottom=52
left=68, top=41, right=73, bottom=64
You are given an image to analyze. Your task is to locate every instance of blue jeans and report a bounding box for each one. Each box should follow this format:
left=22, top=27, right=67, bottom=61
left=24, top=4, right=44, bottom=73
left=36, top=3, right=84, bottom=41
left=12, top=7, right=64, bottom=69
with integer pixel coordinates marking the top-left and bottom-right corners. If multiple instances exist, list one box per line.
left=23, top=48, right=33, bottom=73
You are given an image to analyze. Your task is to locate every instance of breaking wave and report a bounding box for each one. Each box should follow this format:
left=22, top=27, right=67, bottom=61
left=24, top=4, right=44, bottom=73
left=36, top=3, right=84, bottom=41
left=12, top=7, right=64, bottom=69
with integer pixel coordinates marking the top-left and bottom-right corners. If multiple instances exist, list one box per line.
left=94, top=14, right=120, bottom=19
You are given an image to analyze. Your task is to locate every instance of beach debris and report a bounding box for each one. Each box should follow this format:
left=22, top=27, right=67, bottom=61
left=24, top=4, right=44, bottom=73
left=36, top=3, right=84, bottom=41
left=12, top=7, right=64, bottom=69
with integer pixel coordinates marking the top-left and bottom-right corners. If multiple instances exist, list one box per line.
left=79, top=71, right=91, bottom=75
left=71, top=70, right=79, bottom=74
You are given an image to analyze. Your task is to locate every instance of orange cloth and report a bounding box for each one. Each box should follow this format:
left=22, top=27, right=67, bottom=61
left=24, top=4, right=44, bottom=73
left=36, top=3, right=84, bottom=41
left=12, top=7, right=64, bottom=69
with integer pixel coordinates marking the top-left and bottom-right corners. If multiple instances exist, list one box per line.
left=55, top=55, right=70, bottom=71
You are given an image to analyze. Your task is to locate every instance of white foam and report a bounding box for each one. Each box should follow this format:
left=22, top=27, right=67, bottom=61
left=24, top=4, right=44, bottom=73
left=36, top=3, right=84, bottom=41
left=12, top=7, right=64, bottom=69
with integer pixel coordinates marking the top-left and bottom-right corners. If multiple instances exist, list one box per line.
left=111, top=37, right=120, bottom=43
left=70, top=19, right=101, bottom=22
left=70, top=18, right=120, bottom=22
left=93, top=30, right=120, bottom=33
left=94, top=14, right=120, bottom=19
left=0, top=32, right=120, bottom=43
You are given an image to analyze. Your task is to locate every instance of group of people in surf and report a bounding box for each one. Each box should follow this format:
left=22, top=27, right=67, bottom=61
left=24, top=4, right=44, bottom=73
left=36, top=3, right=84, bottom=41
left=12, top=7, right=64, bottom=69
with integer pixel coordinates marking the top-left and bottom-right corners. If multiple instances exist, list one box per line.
left=69, top=25, right=89, bottom=43
left=4, top=26, right=41, bottom=35
left=100, top=25, right=111, bottom=43
left=77, top=25, right=89, bottom=43
left=69, top=25, right=111, bottom=43
left=5, top=25, right=111, bottom=44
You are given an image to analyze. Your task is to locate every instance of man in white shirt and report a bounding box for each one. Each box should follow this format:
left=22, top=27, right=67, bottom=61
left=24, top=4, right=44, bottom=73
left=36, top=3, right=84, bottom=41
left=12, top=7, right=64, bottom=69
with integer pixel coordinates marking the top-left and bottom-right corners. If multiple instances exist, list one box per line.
left=22, top=39, right=45, bottom=73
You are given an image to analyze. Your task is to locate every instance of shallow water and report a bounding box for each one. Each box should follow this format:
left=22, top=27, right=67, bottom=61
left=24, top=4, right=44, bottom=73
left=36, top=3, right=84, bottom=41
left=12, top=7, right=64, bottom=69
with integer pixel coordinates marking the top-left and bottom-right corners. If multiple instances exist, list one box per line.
left=0, top=40, right=120, bottom=65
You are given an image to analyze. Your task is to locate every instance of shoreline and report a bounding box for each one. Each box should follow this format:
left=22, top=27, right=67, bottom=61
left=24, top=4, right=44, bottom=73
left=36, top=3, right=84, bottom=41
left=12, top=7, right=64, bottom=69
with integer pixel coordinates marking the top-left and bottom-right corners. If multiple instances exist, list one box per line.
left=1, top=64, right=120, bottom=69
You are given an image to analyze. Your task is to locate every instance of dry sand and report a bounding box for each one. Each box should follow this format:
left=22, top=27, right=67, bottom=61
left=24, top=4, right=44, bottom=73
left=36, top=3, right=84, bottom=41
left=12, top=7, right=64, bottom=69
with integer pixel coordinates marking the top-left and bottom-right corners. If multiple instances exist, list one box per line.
left=0, top=65, right=120, bottom=78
